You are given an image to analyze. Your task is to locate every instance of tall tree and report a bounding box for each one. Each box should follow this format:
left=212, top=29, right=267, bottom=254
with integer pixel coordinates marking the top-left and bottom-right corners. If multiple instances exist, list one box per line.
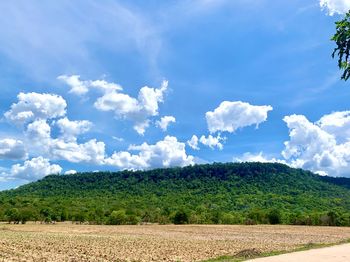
left=332, top=11, right=350, bottom=81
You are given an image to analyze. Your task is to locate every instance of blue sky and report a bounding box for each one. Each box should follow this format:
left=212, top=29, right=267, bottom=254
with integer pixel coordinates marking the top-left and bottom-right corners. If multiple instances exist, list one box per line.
left=1, top=0, right=350, bottom=190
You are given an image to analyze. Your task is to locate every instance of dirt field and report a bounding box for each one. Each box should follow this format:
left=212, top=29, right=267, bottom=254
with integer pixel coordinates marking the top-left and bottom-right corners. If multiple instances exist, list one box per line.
left=1, top=223, right=350, bottom=262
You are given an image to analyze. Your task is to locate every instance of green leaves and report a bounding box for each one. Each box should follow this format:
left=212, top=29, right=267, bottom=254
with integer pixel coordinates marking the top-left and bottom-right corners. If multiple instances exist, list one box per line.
left=332, top=11, right=350, bottom=81
left=1, top=162, right=350, bottom=225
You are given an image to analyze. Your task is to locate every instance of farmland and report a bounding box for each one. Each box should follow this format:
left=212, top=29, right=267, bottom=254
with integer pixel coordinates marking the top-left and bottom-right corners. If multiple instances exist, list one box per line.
left=1, top=223, right=350, bottom=261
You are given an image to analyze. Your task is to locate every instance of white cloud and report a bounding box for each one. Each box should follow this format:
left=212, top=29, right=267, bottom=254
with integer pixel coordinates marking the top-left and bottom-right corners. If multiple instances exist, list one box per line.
left=234, top=152, right=285, bottom=164
left=57, top=75, right=89, bottom=95
left=282, top=112, right=350, bottom=177
left=94, top=92, right=141, bottom=115
left=50, top=139, right=106, bottom=165
left=105, top=136, right=194, bottom=170
left=320, top=0, right=350, bottom=15
left=8, top=157, right=62, bottom=181
left=13, top=103, right=106, bottom=165
left=0, top=139, right=27, bottom=160
left=58, top=75, right=122, bottom=95
left=95, top=80, right=168, bottom=135
left=187, top=135, right=199, bottom=150
left=112, top=136, right=124, bottom=142
left=55, top=117, right=92, bottom=142
left=316, top=111, right=350, bottom=143
left=206, top=101, right=273, bottom=133
left=138, top=81, right=168, bottom=117
left=156, top=116, right=176, bottom=131
left=0, top=90, right=106, bottom=165
left=24, top=119, right=52, bottom=157
left=60, top=75, right=168, bottom=135
left=24, top=120, right=106, bottom=164
left=5, top=92, right=67, bottom=125
left=26, top=119, right=51, bottom=141
left=133, top=120, right=150, bottom=135
left=64, top=169, right=77, bottom=175
left=199, top=134, right=225, bottom=150
left=187, top=134, right=225, bottom=150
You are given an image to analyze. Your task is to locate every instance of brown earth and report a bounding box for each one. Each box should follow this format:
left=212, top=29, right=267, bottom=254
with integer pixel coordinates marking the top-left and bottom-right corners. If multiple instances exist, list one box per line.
left=1, top=223, right=350, bottom=262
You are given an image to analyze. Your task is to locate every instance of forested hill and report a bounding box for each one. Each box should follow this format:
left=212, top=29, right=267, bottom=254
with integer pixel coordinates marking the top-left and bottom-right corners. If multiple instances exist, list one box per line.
left=1, top=162, right=350, bottom=226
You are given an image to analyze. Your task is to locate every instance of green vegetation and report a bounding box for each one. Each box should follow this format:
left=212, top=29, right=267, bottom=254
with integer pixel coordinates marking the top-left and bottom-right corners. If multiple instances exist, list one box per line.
left=332, top=11, right=350, bottom=81
left=1, top=162, right=350, bottom=226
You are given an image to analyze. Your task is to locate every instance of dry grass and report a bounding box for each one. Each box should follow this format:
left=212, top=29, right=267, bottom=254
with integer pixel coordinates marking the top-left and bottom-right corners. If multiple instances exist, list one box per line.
left=1, top=223, right=350, bottom=261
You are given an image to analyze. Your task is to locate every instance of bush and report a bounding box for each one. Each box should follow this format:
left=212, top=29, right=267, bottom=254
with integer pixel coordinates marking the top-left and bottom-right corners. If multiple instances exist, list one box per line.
left=109, top=210, right=127, bottom=225
left=5, top=208, right=20, bottom=224
left=221, top=213, right=236, bottom=224
left=173, top=210, right=189, bottom=225
left=268, top=209, right=281, bottom=225
left=127, top=214, right=141, bottom=225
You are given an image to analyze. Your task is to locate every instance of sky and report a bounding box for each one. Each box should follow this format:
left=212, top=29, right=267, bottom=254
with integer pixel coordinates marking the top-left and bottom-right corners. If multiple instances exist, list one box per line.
left=1, top=0, right=350, bottom=190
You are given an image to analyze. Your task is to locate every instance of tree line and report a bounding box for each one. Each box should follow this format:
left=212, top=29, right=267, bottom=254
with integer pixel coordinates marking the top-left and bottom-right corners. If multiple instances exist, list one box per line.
left=1, top=162, right=350, bottom=226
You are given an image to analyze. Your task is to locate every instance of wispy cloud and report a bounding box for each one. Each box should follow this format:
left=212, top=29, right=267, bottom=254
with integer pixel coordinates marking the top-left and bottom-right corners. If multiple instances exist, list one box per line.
left=0, top=1, right=162, bottom=80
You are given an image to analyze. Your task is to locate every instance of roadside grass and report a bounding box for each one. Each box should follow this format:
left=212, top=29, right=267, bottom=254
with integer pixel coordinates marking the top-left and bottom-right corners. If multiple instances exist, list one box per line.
left=202, top=238, right=350, bottom=262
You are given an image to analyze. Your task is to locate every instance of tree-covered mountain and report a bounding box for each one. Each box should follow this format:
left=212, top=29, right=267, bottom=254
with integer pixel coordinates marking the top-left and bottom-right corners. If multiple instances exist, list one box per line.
left=1, top=162, right=350, bottom=226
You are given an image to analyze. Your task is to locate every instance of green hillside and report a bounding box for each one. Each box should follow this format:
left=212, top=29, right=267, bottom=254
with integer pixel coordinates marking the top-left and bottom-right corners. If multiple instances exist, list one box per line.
left=1, top=162, right=350, bottom=226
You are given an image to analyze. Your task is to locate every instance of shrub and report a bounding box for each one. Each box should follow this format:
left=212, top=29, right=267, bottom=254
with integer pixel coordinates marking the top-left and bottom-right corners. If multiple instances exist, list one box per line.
left=109, top=210, right=127, bottom=225
left=173, top=210, right=189, bottom=225
left=268, top=209, right=281, bottom=225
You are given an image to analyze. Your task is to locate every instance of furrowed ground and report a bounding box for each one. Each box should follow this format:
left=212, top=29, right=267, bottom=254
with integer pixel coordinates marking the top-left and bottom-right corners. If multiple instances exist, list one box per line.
left=1, top=223, right=350, bottom=261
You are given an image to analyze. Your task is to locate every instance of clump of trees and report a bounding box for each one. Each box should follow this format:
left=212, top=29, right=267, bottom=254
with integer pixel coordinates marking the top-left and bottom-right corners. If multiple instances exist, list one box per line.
left=2, top=206, right=349, bottom=226
left=1, top=163, right=350, bottom=226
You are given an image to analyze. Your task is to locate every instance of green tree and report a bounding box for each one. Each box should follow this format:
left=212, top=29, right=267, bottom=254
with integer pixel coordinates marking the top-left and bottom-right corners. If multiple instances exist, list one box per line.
left=268, top=209, right=281, bottom=225
left=5, top=208, right=20, bottom=224
left=108, top=210, right=127, bottom=225
left=332, top=11, right=350, bottom=80
left=20, top=209, right=33, bottom=224
left=40, top=207, right=53, bottom=223
left=173, top=210, right=189, bottom=225
left=73, top=212, right=87, bottom=224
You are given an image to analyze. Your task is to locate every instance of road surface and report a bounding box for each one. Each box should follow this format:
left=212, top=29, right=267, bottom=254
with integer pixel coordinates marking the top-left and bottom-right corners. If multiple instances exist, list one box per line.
left=247, top=243, right=350, bottom=262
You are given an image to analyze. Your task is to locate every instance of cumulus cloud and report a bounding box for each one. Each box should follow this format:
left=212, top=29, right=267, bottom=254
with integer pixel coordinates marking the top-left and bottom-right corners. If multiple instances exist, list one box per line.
left=23, top=119, right=106, bottom=164
left=316, top=111, right=350, bottom=143
left=8, top=157, right=62, bottom=181
left=282, top=112, right=350, bottom=177
left=26, top=119, right=51, bottom=141
left=50, top=139, right=106, bottom=164
left=320, top=0, right=350, bottom=15
left=156, top=116, right=176, bottom=131
left=187, top=134, right=225, bottom=150
left=59, top=75, right=168, bottom=135
left=58, top=75, right=123, bottom=95
left=0, top=138, right=27, bottom=160
left=199, top=134, right=225, bottom=150
left=5, top=92, right=67, bottom=125
left=187, top=135, right=199, bottom=150
left=105, top=136, right=194, bottom=170
left=234, top=152, right=285, bottom=164
left=64, top=169, right=77, bottom=175
left=57, top=75, right=89, bottom=95
left=95, top=80, right=168, bottom=135
left=0, top=139, right=27, bottom=160
left=206, top=101, right=273, bottom=133
left=55, top=117, right=92, bottom=142
left=2, top=93, right=107, bottom=166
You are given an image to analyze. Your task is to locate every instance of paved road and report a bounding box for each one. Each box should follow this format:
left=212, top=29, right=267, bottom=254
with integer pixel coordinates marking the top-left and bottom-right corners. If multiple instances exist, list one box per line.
left=247, top=243, right=350, bottom=262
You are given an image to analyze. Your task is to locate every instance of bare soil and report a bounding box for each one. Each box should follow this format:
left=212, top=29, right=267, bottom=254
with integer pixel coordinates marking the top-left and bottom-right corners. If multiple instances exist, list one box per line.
left=1, top=223, right=350, bottom=261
